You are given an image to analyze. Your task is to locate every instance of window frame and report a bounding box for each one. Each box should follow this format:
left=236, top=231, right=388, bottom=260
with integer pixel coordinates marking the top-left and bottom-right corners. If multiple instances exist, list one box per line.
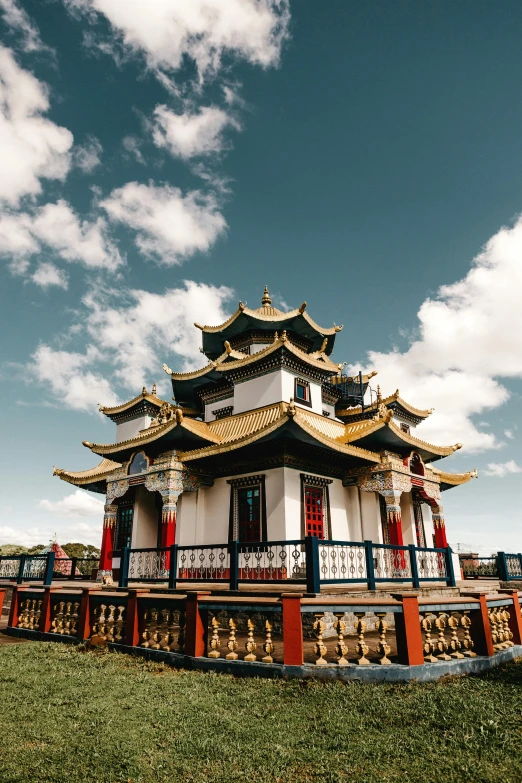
left=300, top=473, right=332, bottom=539
left=227, top=475, right=267, bottom=543
left=294, top=377, right=312, bottom=407
left=127, top=451, right=149, bottom=476
left=114, top=496, right=135, bottom=553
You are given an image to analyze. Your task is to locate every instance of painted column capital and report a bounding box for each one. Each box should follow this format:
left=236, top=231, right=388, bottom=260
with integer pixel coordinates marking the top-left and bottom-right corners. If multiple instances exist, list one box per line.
left=103, top=504, right=118, bottom=528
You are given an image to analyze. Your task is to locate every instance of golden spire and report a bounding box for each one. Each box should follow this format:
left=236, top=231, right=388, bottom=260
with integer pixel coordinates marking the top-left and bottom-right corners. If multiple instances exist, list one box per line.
left=261, top=285, right=272, bottom=306
left=151, top=382, right=157, bottom=396
left=376, top=385, right=382, bottom=404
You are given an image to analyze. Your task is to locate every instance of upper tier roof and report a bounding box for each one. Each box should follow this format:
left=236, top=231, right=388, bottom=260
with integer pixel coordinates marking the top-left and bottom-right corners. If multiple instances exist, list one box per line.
left=195, top=286, right=343, bottom=359
left=337, top=388, right=433, bottom=425
left=99, top=385, right=165, bottom=422
left=53, top=458, right=120, bottom=494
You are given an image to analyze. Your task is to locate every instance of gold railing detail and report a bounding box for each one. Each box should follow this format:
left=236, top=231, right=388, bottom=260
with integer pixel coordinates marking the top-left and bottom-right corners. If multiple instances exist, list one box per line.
left=375, top=612, right=391, bottom=665
left=244, top=618, right=257, bottom=662
left=334, top=614, right=349, bottom=666
left=447, top=612, right=464, bottom=659
left=460, top=611, right=476, bottom=657
left=354, top=612, right=370, bottom=665
left=226, top=617, right=238, bottom=660
left=421, top=613, right=437, bottom=662
left=500, top=607, right=514, bottom=648
left=141, top=607, right=184, bottom=652
left=18, top=598, right=42, bottom=630
left=51, top=600, right=80, bottom=636
left=488, top=607, right=504, bottom=651
left=92, top=603, right=125, bottom=643
left=208, top=617, right=221, bottom=658
left=262, top=620, right=274, bottom=663
left=434, top=613, right=451, bottom=661
left=313, top=614, right=328, bottom=665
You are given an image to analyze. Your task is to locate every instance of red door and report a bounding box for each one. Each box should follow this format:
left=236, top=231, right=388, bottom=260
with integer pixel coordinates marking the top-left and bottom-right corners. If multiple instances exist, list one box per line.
left=305, top=487, right=324, bottom=538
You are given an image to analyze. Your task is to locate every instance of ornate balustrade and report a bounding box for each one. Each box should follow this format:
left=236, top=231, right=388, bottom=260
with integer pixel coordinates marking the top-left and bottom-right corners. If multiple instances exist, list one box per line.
left=178, top=544, right=230, bottom=582
left=4, top=585, right=522, bottom=681
left=459, top=552, right=522, bottom=582
left=0, top=553, right=56, bottom=585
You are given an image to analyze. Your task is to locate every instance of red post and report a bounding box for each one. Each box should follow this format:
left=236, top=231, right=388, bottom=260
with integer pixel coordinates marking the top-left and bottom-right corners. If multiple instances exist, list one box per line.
left=281, top=593, right=304, bottom=666
left=467, top=593, right=495, bottom=656
left=8, top=586, right=28, bottom=628
left=125, top=589, right=150, bottom=647
left=38, top=587, right=63, bottom=633
left=0, top=589, right=5, bottom=621
left=393, top=594, right=424, bottom=665
left=77, top=587, right=102, bottom=641
left=500, top=589, right=522, bottom=645
left=184, top=592, right=210, bottom=657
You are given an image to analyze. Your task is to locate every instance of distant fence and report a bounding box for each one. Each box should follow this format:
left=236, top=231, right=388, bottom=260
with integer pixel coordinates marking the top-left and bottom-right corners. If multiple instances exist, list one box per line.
left=0, top=553, right=56, bottom=586
left=118, top=538, right=457, bottom=592
left=459, top=553, right=522, bottom=582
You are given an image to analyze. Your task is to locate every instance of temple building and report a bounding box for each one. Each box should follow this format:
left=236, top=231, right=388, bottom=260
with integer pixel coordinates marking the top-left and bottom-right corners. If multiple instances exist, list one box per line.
left=53, top=287, right=476, bottom=578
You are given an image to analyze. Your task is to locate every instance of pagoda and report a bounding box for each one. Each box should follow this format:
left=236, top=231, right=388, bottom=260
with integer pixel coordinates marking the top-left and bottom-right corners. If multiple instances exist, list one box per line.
left=54, top=287, right=476, bottom=578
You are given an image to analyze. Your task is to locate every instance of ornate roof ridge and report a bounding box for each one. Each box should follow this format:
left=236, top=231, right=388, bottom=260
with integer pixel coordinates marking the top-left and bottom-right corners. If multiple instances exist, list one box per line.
left=99, top=388, right=164, bottom=416
left=430, top=467, right=478, bottom=485
left=53, top=458, right=121, bottom=484
left=164, top=345, right=244, bottom=381
left=337, top=389, right=433, bottom=419
left=194, top=305, right=342, bottom=336
left=217, top=334, right=341, bottom=374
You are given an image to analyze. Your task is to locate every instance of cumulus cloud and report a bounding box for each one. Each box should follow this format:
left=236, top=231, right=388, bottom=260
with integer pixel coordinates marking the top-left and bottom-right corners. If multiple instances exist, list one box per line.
left=0, top=0, right=52, bottom=54
left=73, top=135, right=102, bottom=172
left=350, top=214, right=522, bottom=452
left=65, top=0, right=290, bottom=80
left=0, top=46, right=72, bottom=206
left=31, top=262, right=69, bottom=290
left=101, top=182, right=226, bottom=264
left=26, top=281, right=233, bottom=409
left=29, top=344, right=120, bottom=412
left=483, top=460, right=522, bottom=478
left=152, top=105, right=239, bottom=159
left=122, top=134, right=145, bottom=164
left=0, top=199, right=123, bottom=272
left=39, top=489, right=104, bottom=517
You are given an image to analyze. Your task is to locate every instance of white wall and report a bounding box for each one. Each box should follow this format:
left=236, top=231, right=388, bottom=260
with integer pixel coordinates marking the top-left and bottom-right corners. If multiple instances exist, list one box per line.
left=204, top=395, right=234, bottom=422
left=280, top=369, right=322, bottom=414
left=321, top=401, right=337, bottom=418
left=283, top=468, right=302, bottom=540
left=328, top=480, right=350, bottom=540
left=176, top=492, right=198, bottom=545
left=265, top=468, right=286, bottom=540
left=360, top=491, right=382, bottom=543
left=345, top=486, right=363, bottom=541
left=131, top=485, right=159, bottom=548
left=233, top=371, right=282, bottom=414
left=116, top=415, right=154, bottom=443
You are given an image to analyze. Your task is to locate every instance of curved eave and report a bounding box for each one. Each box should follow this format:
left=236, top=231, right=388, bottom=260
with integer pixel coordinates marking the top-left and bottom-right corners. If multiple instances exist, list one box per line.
left=432, top=469, right=478, bottom=491
left=337, top=392, right=432, bottom=421
left=179, top=408, right=380, bottom=465
left=99, top=393, right=164, bottom=417
left=197, top=308, right=342, bottom=359
left=53, top=458, right=120, bottom=493
left=85, top=417, right=222, bottom=461
left=216, top=337, right=340, bottom=375
left=345, top=416, right=461, bottom=462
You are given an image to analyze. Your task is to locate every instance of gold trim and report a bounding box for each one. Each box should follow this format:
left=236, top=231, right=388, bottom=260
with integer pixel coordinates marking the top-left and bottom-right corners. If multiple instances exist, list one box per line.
left=194, top=305, right=342, bottom=336
left=53, top=458, right=120, bottom=485
left=430, top=468, right=478, bottom=486
left=99, top=390, right=165, bottom=415
left=337, top=389, right=433, bottom=419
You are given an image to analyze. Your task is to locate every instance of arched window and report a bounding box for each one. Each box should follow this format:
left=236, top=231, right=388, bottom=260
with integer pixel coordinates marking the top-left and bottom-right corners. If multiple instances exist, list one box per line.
left=128, top=452, right=148, bottom=475
left=409, top=452, right=425, bottom=476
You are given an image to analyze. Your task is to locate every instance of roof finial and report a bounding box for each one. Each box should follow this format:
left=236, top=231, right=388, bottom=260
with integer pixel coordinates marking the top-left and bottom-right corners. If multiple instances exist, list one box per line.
left=376, top=385, right=382, bottom=404
left=151, top=382, right=157, bottom=396
left=261, top=285, right=271, bottom=306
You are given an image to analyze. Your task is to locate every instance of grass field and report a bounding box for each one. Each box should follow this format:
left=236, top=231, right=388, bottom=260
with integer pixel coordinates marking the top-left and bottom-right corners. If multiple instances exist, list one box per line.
left=0, top=643, right=521, bottom=783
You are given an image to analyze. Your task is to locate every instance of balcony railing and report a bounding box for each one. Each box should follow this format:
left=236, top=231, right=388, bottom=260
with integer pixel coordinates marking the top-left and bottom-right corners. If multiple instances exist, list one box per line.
left=0, top=553, right=56, bottom=585
left=118, top=538, right=458, bottom=591
left=459, top=552, right=522, bottom=581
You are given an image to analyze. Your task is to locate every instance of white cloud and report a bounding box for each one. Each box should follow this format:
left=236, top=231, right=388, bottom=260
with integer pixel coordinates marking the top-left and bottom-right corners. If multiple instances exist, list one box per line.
left=0, top=0, right=52, bottom=54
left=122, top=134, right=145, bottom=164
left=504, top=429, right=515, bottom=440
left=31, top=262, right=68, bottom=290
left=483, top=460, right=522, bottom=478
left=66, top=0, right=290, bottom=80
left=351, top=213, right=522, bottom=452
left=0, top=199, right=123, bottom=272
left=29, top=343, right=120, bottom=412
left=101, top=182, right=226, bottom=264
left=84, top=280, right=233, bottom=389
left=152, top=105, right=239, bottom=159
left=0, top=46, right=72, bottom=206
left=39, top=489, right=104, bottom=518
left=73, top=135, right=102, bottom=172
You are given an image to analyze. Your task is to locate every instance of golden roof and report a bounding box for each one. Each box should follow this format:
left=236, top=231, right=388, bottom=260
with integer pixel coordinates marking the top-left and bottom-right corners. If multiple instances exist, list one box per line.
left=337, top=389, right=433, bottom=420
left=430, top=468, right=478, bottom=486
left=99, top=387, right=164, bottom=416
left=194, top=288, right=342, bottom=336
left=53, top=458, right=120, bottom=485
left=207, top=402, right=285, bottom=442
left=165, top=332, right=341, bottom=382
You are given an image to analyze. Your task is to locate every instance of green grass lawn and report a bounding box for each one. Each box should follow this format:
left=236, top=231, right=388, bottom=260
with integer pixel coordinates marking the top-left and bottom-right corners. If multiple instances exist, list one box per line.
left=0, top=644, right=521, bottom=783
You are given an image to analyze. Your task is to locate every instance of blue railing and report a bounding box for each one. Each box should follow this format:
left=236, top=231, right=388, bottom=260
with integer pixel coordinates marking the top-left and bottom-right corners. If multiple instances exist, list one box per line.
left=119, top=538, right=457, bottom=592
left=0, top=553, right=55, bottom=585
left=459, top=552, right=522, bottom=581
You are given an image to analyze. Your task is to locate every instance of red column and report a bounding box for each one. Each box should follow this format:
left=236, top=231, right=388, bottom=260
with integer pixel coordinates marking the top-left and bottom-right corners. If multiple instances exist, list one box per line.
left=460, top=592, right=495, bottom=656
left=125, top=589, right=150, bottom=647
left=77, top=587, right=102, bottom=641
left=500, top=589, right=522, bottom=645
left=393, top=593, right=424, bottom=665
left=99, top=504, right=117, bottom=576
left=8, top=586, right=28, bottom=628
left=281, top=593, right=304, bottom=665
left=160, top=494, right=178, bottom=570
left=39, top=587, right=63, bottom=633
left=184, top=591, right=210, bottom=657
left=432, top=506, right=448, bottom=548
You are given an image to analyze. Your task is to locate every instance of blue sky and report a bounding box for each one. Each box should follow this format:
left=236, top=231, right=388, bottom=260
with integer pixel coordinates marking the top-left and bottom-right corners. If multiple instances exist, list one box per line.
left=0, top=0, right=520, bottom=553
